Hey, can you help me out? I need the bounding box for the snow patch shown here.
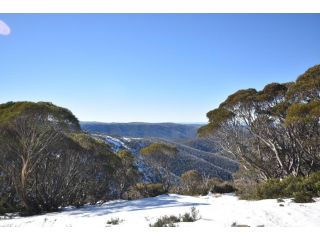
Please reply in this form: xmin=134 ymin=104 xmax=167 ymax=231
xmin=1 ymin=194 xmax=319 ymax=227
xmin=104 ymin=136 xmax=129 ymax=152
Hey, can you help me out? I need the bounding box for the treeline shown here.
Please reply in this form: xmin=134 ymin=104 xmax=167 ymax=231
xmin=199 ymin=65 xmax=320 ymax=189
xmin=0 ymin=102 xmax=140 ymax=215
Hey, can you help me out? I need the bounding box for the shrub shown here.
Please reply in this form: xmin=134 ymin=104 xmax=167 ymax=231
xmin=237 ymin=171 xmax=320 ymax=202
xmin=303 ymin=172 xmax=320 ymax=196
xmin=149 ymin=207 xmax=200 ymax=227
xmin=106 ymin=217 xmax=124 ymax=225
xmin=122 ymin=187 xmax=143 ymax=200
xmin=0 ymin=195 xmax=22 ymax=215
xmin=122 ymin=183 xmax=167 ymax=200
xmin=149 ymin=215 xmax=180 ymax=227
xmin=293 ymin=191 xmax=315 ymax=203
xmin=181 ymin=206 xmax=200 ymax=222
xmin=211 ymin=183 xmax=236 ymax=194
xmin=143 ymin=183 xmax=167 ymax=197
xmin=177 ymin=171 xmax=236 ymax=196
xmin=256 ymin=179 xmax=284 ymax=199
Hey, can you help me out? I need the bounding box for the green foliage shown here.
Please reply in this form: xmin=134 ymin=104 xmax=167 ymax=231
xmin=207 ymin=108 xmax=235 ymax=126
xmin=140 ymin=143 xmax=179 ymax=190
xmin=256 ymin=83 xmax=288 ymax=102
xmin=117 ymin=149 xmax=134 ymax=160
xmin=0 ymin=101 xmax=80 ymax=130
xmin=219 ymin=88 xmax=257 ymax=108
xmin=114 ymin=150 xmax=141 ymax=198
xmin=200 ymin=64 xmax=320 ymax=179
xmin=140 ymin=143 xmax=178 ymax=157
xmin=237 ymin=172 xmax=320 ymax=202
xmin=286 ymin=64 xmax=320 ymax=100
xmin=286 ymin=100 xmax=320 ymax=125
xmin=179 ymin=170 xmax=205 ymax=195
xmin=198 ymin=108 xmax=234 ymax=137
xmin=68 ymin=133 xmax=125 ymax=202
xmin=181 ymin=170 xmax=202 ymax=183
xmin=0 ymin=101 xmax=131 ymax=215
xmin=293 ymin=191 xmax=315 ymax=203
xmin=256 ymin=178 xmax=285 ymax=199
xmin=70 ymin=133 xmax=113 ymax=154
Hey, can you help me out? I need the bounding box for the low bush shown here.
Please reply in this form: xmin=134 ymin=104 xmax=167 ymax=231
xmin=106 ymin=217 xmax=124 ymax=225
xmin=149 ymin=215 xmax=180 ymax=227
xmin=122 ymin=183 xmax=167 ymax=200
xmin=236 ymin=171 xmax=320 ymax=202
xmin=256 ymin=179 xmax=285 ymax=199
xmin=175 ymin=170 xmax=236 ymax=196
xmin=293 ymin=191 xmax=315 ymax=203
xmin=149 ymin=207 xmax=200 ymax=227
xmin=181 ymin=206 xmax=200 ymax=222
xmin=211 ymin=183 xmax=236 ymax=194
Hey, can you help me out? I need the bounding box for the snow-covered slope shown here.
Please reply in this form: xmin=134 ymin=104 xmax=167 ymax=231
xmin=1 ymin=194 xmax=319 ymax=227
xmin=93 ymin=134 xmax=238 ymax=181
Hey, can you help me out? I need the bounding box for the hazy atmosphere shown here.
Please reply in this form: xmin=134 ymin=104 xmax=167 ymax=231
xmin=1 ymin=14 xmax=320 ymax=122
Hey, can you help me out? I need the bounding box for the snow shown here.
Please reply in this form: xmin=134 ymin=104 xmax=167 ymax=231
xmin=1 ymin=194 xmax=319 ymax=227
xmin=122 ymin=137 xmax=143 ymax=142
xmin=104 ymin=136 xmax=129 ymax=151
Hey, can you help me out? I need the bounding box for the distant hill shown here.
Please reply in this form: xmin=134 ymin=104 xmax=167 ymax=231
xmin=82 ymin=122 xmax=237 ymax=180
xmin=81 ymin=122 xmax=203 ymax=141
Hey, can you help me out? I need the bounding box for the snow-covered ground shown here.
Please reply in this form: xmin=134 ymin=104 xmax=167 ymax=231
xmin=1 ymin=194 xmax=319 ymax=227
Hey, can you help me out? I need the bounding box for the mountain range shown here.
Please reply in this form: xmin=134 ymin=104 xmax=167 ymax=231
xmin=81 ymin=122 xmax=203 ymax=141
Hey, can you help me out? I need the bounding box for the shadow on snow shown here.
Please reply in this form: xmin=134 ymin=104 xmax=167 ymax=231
xmin=65 ymin=194 xmax=209 ymax=217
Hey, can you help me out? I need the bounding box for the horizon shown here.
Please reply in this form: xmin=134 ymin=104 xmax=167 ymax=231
xmin=80 ymin=121 xmax=205 ymax=125
xmin=1 ymin=14 xmax=320 ymax=122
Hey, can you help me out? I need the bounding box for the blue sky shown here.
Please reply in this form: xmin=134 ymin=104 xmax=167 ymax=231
xmin=0 ymin=14 xmax=319 ymax=123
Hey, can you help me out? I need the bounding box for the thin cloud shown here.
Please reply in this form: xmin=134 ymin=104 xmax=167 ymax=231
xmin=0 ymin=20 xmax=11 ymax=36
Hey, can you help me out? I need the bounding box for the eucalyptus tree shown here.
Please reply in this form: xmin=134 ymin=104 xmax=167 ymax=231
xmin=199 ymin=65 xmax=320 ymax=180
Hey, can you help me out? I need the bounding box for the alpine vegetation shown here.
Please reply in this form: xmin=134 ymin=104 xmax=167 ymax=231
xmin=0 ymin=102 xmax=141 ymax=215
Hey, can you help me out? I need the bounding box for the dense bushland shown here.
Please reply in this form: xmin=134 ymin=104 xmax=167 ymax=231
xmin=140 ymin=143 xmax=179 ymax=190
xmin=0 ymin=102 xmax=141 ymax=215
xmin=198 ymin=65 xmax=320 ymax=202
